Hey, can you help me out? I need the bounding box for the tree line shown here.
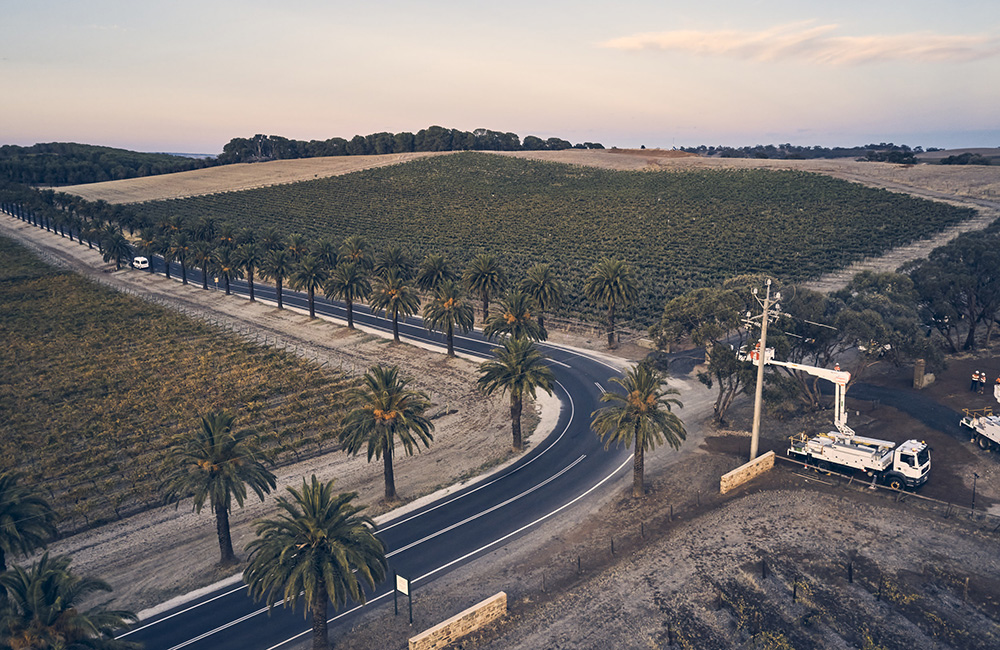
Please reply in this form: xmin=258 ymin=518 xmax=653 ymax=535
xmin=679 ymin=142 xmax=925 ymax=162
xmin=0 ymin=142 xmax=211 ymax=186
xmin=217 ymin=126 xmax=605 ymax=164
xmin=652 ymin=218 xmax=1000 ymax=425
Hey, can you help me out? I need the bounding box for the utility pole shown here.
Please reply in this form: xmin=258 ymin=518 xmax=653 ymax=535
xmin=747 ymin=279 xmax=777 ymax=461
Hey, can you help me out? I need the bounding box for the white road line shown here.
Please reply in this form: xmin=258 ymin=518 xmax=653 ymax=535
xmin=265 ymin=454 xmax=635 ymax=650
xmin=388 ymin=455 xmax=586 ymax=557
xmin=119 ymin=585 xmax=248 ymax=637
xmin=380 ymin=380 xmax=574 ymax=533
xmin=595 ymin=381 xmax=606 ymax=393
xmin=547 ymin=358 xmax=570 ymax=368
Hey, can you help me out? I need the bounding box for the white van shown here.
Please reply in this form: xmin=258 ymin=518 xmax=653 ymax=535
xmin=132 ymin=256 xmax=150 ymax=270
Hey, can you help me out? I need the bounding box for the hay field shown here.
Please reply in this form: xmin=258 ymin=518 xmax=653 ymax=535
xmin=60 ymin=151 xmax=453 ymax=203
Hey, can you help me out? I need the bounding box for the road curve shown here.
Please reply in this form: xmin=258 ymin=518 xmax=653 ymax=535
xmin=97 ymin=256 xmax=638 ymax=649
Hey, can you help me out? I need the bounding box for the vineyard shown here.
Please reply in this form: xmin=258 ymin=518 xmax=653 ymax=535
xmin=128 ymin=153 xmax=976 ymax=326
xmin=0 ymin=237 xmax=355 ymax=532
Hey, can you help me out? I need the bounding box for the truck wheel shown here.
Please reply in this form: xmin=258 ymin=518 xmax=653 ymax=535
xmin=886 ymin=476 xmax=905 ymax=490
xmin=978 ymin=435 xmax=993 ymax=451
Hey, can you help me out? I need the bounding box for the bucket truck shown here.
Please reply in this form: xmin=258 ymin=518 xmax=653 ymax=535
xmin=739 ymin=346 xmax=931 ymax=489
xmin=960 ymin=408 xmax=1000 ymax=451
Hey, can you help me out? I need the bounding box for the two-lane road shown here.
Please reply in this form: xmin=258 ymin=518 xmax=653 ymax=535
xmin=114 ymin=256 xmax=636 ymax=649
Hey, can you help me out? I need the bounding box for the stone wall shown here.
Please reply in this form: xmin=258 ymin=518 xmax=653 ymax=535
xmin=409 ymin=592 xmax=507 ymax=650
xmin=719 ymin=451 xmax=775 ymax=494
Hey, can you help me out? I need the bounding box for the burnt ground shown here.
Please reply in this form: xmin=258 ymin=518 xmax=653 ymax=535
xmin=330 ymin=353 xmax=1000 ymax=650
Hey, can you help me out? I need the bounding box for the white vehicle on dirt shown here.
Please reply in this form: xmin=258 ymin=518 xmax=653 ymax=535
xmin=960 ymin=408 xmax=1000 ymax=451
xmin=740 ymin=345 xmax=931 ymax=489
xmin=132 ymin=256 xmax=149 ymax=270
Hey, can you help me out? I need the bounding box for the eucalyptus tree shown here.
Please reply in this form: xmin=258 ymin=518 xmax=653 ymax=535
xmin=520 ymin=263 xmax=563 ymax=330
xmin=261 ymin=248 xmax=294 ymax=309
xmin=584 ymin=257 xmax=638 ymax=349
xmin=591 ymin=363 xmax=686 ymax=498
xmin=477 ymin=337 xmax=554 ymax=452
xmin=483 ymin=291 xmax=547 ymax=342
xmin=0 ymin=472 xmax=58 ymax=572
xmin=0 ymin=553 xmax=139 ymax=649
xmin=161 ymin=411 xmax=276 ymax=564
xmin=416 ymin=252 xmax=458 ymax=292
xmin=244 ymin=476 xmax=386 ymax=650
xmin=463 ymin=253 xmax=506 ymax=324
xmin=325 ymin=262 xmax=371 ymax=329
xmin=340 ymin=365 xmax=434 ymax=500
xmin=234 ymin=241 xmax=263 ymax=301
xmin=422 ymin=280 xmax=474 ymax=356
xmin=369 ymin=270 xmax=420 ymax=342
xmin=290 ymin=255 xmax=329 ymax=318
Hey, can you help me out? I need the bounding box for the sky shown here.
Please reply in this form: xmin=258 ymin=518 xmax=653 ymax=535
xmin=2 ymin=0 xmax=999 ymax=154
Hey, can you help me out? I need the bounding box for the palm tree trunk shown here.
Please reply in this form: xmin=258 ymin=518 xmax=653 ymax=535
xmin=393 ymin=310 xmax=400 ymax=342
xmin=538 ymin=313 xmax=545 ymax=331
xmin=248 ymin=270 xmax=255 ymax=301
xmin=482 ymin=296 xmax=489 ymax=323
xmin=181 ymin=262 xmax=188 ymax=285
xmin=446 ymin=322 xmax=455 ymax=356
xmin=276 ymin=278 xmax=283 ymax=309
xmin=214 ymin=503 xmax=236 ymax=564
xmin=224 ymin=276 xmax=231 ymax=295
xmin=309 ymin=287 xmax=315 ymax=318
xmin=347 ymin=299 xmax=354 ymax=329
xmin=202 ymin=267 xmax=209 ymax=290
xmin=632 ymin=429 xmax=644 ymax=498
xmin=511 ymin=392 xmax=523 ymax=452
xmin=607 ymin=303 xmax=616 ymax=349
xmin=311 ymin=582 xmax=329 ymax=650
xmin=383 ymin=443 xmax=396 ymax=500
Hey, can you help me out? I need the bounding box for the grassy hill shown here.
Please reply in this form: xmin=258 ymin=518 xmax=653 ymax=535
xmin=129 ymin=152 xmax=975 ymax=326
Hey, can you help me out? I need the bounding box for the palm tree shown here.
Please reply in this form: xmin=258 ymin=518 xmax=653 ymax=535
xmin=375 ymin=246 xmax=415 ymax=281
xmin=286 ymin=232 xmax=309 ymax=261
xmin=136 ymin=227 xmax=158 ymax=273
xmin=312 ymin=237 xmax=339 ymax=269
xmin=422 ymin=280 xmax=474 ymax=356
xmin=463 ymin=254 xmax=506 ymax=324
xmin=217 ymin=222 xmax=237 ymax=249
xmin=234 ymin=241 xmax=263 ymax=302
xmin=339 ymin=235 xmax=374 ymax=271
xmin=416 ymin=252 xmax=458 ymax=292
xmin=584 ymin=257 xmax=638 ymax=349
xmin=369 ymin=271 xmax=420 ymax=343
xmin=340 ymin=365 xmax=434 ymax=501
xmin=0 ymin=553 xmax=139 ymax=649
xmin=170 ymin=231 xmax=192 ymax=284
xmin=259 ymin=226 xmax=284 ymax=252
xmin=0 ymin=472 xmax=58 ymax=572
xmin=157 ymin=233 xmax=174 ymax=279
xmin=325 ymin=262 xmax=371 ymax=329
xmin=520 ymin=263 xmax=563 ymax=330
xmin=214 ymin=246 xmax=242 ymax=296
xmin=477 ymin=338 xmax=554 ymax=452
xmin=192 ymin=240 xmax=216 ymax=290
xmin=591 ymin=364 xmax=686 ymax=498
xmin=243 ymin=476 xmax=386 ymax=650
xmin=483 ymin=290 xmax=547 ymax=341
xmin=161 ymin=411 xmax=276 ymax=564
xmin=260 ymin=248 xmax=294 ymax=309
xmin=102 ymin=230 xmax=132 ymax=271
xmin=289 ymin=255 xmax=329 ymax=318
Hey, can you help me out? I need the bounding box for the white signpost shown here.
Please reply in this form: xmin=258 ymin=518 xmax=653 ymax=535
xmin=394 ymin=573 xmax=412 ymax=624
